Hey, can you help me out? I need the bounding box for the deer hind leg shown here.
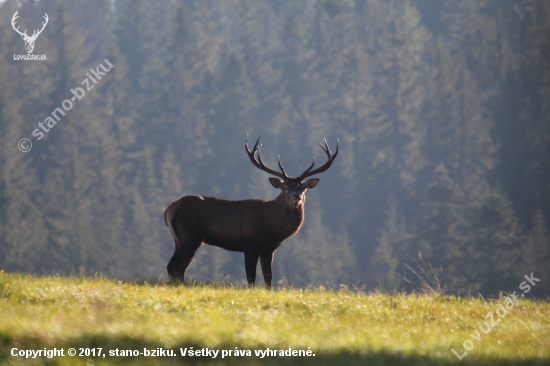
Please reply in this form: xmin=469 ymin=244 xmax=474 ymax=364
xmin=167 ymin=244 xmax=180 ymax=279
xmin=167 ymin=217 xmax=201 ymax=282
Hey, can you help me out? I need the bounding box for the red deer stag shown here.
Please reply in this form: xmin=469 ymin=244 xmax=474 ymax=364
xmin=164 ymin=135 xmax=338 ymax=288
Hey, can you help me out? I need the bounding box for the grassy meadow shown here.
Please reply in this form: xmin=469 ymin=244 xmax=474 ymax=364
xmin=0 ymin=272 xmax=548 ymax=365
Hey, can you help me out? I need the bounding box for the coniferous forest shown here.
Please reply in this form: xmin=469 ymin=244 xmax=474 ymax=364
xmin=0 ymin=0 xmax=548 ymax=297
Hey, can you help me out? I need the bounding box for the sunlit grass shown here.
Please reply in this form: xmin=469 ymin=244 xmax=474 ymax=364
xmin=0 ymin=272 xmax=548 ymax=365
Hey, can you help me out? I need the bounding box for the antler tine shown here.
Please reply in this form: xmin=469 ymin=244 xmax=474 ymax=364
xmin=298 ymin=137 xmax=339 ymax=181
xmin=245 ymin=134 xmax=287 ymax=179
xmin=257 ymin=144 xmax=290 ymax=179
xmin=256 ymin=147 xmax=268 ymax=167
xmin=11 ymin=11 xmax=27 ymax=36
xmin=277 ymin=156 xmax=290 ymax=179
xmin=317 ymin=138 xmax=333 ymax=155
xmin=299 ymin=158 xmax=316 ymax=177
xmin=246 ymin=133 xmax=259 ymax=153
xmin=11 ymin=11 xmax=17 ymax=25
xmin=34 ymin=13 xmax=49 ymax=38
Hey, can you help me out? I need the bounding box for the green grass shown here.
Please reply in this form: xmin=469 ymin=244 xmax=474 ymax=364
xmin=0 ymin=272 xmax=549 ymax=365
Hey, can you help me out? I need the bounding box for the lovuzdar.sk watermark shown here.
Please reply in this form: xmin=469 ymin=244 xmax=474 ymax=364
xmin=450 ymin=272 xmax=540 ymax=360
xmin=12 ymin=11 xmax=48 ymax=61
xmin=14 ymin=54 xmax=47 ymax=61
xmin=17 ymin=59 xmax=113 ymax=152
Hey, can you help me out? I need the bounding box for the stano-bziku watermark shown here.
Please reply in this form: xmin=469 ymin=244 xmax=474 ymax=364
xmin=18 ymin=59 xmax=113 ymax=152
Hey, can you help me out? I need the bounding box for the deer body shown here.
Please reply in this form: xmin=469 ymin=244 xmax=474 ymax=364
xmin=165 ymin=194 xmax=303 ymax=253
xmin=165 ymin=136 xmax=337 ymax=288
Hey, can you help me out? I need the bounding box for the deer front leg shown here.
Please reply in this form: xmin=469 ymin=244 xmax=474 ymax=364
xmin=260 ymin=253 xmax=274 ymax=290
xmin=244 ymin=251 xmax=259 ymax=287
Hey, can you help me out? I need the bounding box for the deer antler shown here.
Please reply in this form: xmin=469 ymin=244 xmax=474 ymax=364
xmin=32 ymin=13 xmax=49 ymax=39
xmin=297 ymin=138 xmax=339 ymax=181
xmin=11 ymin=11 xmax=27 ymax=37
xmin=11 ymin=11 xmax=48 ymax=40
xmin=245 ymin=134 xmax=289 ymax=180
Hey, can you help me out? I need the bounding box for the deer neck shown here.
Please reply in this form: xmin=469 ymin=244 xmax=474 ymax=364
xmin=268 ymin=193 xmax=305 ymax=239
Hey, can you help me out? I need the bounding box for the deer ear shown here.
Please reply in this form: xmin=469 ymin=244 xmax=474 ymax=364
xmin=303 ymin=178 xmax=319 ymax=189
xmin=269 ymin=178 xmax=283 ymax=188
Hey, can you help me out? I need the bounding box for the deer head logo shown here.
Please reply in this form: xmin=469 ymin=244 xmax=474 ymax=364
xmin=11 ymin=11 xmax=49 ymax=54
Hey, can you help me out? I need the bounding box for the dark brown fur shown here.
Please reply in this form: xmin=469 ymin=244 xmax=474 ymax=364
xmin=165 ymin=192 xmax=305 ymax=287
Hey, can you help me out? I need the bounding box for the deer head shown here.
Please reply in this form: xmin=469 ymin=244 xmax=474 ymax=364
xmin=12 ymin=11 xmax=49 ymax=54
xmin=245 ymin=135 xmax=339 ymax=209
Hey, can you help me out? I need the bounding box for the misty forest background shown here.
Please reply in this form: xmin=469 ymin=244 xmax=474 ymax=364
xmin=0 ymin=0 xmax=549 ymax=297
